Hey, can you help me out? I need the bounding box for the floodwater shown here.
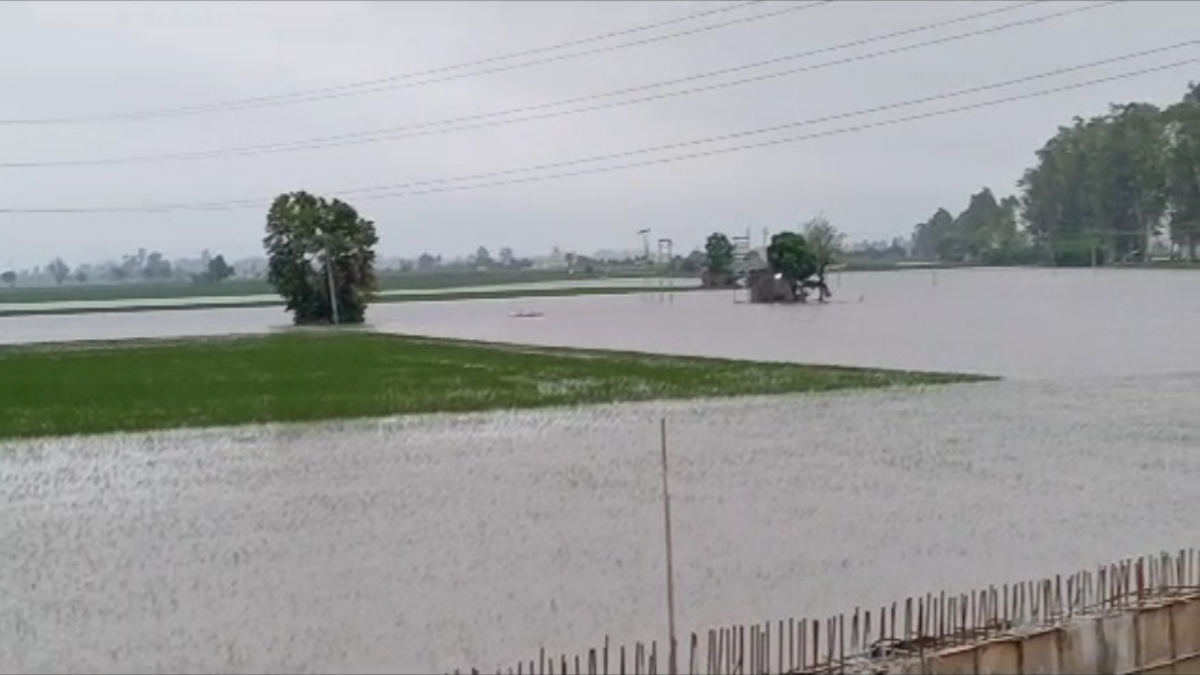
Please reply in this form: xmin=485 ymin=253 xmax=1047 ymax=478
xmin=2 ymin=267 xmax=1200 ymax=672
xmin=3 ymin=268 xmax=1198 ymax=379
xmin=0 ymin=277 xmax=698 ymax=314
xmin=4 ymin=379 xmax=1199 ymax=673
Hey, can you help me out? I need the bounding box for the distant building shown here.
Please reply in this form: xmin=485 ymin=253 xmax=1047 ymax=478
xmin=530 ymin=247 xmax=572 ymax=271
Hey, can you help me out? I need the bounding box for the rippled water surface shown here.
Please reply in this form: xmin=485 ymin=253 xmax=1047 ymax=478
xmin=2 ymin=268 xmax=1200 ymax=672
xmin=3 ymin=268 xmax=1198 ymax=378
xmin=4 ymin=376 xmax=1200 ymax=672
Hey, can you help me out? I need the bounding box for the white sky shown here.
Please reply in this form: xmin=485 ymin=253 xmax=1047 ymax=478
xmin=0 ymin=0 xmax=1198 ymax=268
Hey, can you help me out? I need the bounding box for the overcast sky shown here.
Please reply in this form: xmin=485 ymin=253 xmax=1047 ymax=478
xmin=0 ymin=0 xmax=1197 ymax=268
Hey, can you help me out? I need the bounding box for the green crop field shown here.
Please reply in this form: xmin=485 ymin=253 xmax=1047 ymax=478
xmin=0 ymin=332 xmax=986 ymax=439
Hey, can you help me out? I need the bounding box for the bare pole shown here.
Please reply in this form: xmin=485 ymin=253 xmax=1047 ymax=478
xmin=324 ymin=235 xmax=340 ymax=325
xmin=660 ymin=418 xmax=679 ymax=675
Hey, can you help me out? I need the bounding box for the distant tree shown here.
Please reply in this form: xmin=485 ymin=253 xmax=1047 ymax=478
xmin=801 ymin=216 xmax=844 ymax=301
xmin=704 ymin=232 xmax=735 ymax=276
xmin=911 ymin=208 xmax=956 ymax=261
xmin=498 ymin=247 xmax=515 ymax=268
xmin=416 ymin=253 xmax=438 ymax=271
xmin=680 ymin=249 xmax=706 ymax=273
xmin=263 ymin=191 xmax=379 ymax=325
xmin=73 ymin=269 xmax=88 ymax=284
xmin=143 ymin=251 xmax=173 ymax=280
xmin=108 ymin=264 xmax=130 ymax=282
xmin=0 ymin=270 xmax=14 ymax=287
xmin=206 ymin=254 xmax=234 ymax=283
xmin=474 ymin=246 xmax=493 ymax=267
xmin=766 ymin=231 xmax=816 ymax=297
xmin=47 ymin=257 xmax=71 ymax=285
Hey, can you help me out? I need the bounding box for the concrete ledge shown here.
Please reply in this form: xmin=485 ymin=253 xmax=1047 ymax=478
xmin=883 ymin=596 xmax=1200 ymax=675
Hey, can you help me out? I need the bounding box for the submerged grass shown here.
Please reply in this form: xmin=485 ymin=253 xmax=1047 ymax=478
xmin=0 ymin=332 xmax=988 ymax=439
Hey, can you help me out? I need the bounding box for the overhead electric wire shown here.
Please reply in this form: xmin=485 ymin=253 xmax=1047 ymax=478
xmin=2 ymin=51 xmax=1191 ymax=215
xmin=0 ymin=0 xmax=833 ymax=125
xmin=0 ymin=0 xmax=1123 ymax=169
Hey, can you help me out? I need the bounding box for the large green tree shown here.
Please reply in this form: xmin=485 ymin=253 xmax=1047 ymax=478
xmin=766 ymin=231 xmax=816 ymax=296
xmin=704 ymin=232 xmax=735 ymax=276
xmin=264 ymin=191 xmax=379 ymax=325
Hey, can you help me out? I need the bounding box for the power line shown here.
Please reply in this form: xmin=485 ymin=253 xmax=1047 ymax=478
xmin=4 ymin=0 xmax=1123 ymax=169
xmin=3 ymin=54 xmax=1190 ymax=215
xmin=0 ymin=0 xmax=832 ymax=125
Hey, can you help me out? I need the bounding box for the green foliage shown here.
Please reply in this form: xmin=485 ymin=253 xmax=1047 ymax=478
xmin=911 ymin=80 xmax=1200 ymax=265
xmin=704 ymin=232 xmax=735 ymax=276
xmin=1165 ymin=99 xmax=1200 ymax=258
xmin=766 ymin=231 xmax=816 ymax=287
xmin=263 ymin=191 xmax=379 ymax=325
xmin=913 ymin=190 xmax=1024 ymax=264
xmin=0 ymin=333 xmax=980 ymax=439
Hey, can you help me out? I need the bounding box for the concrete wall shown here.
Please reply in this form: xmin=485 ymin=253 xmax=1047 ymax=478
xmin=895 ymin=594 xmax=1200 ymax=675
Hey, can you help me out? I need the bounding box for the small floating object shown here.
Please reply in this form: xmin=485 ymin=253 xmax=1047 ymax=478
xmin=509 ymin=309 xmax=544 ymax=319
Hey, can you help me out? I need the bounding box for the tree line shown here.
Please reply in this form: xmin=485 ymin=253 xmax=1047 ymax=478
xmin=913 ymin=80 xmax=1200 ymax=266
xmin=0 ymin=249 xmax=236 ymax=288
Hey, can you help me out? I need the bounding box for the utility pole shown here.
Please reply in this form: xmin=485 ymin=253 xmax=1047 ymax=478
xmin=659 ymin=419 xmax=679 ymax=675
xmin=323 ymin=234 xmax=340 ymax=325
xmin=637 ymin=228 xmax=652 ymax=266
xmin=326 ymin=255 xmax=339 ymax=325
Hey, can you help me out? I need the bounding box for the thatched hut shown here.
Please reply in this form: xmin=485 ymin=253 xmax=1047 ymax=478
xmin=747 ymin=269 xmax=799 ymax=304
xmin=700 ymin=269 xmax=735 ymax=288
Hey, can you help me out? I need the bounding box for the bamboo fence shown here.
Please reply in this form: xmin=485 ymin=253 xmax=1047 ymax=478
xmin=455 ymin=548 xmax=1200 ymax=675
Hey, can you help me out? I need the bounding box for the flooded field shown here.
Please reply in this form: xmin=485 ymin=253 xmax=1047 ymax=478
xmin=3 ymin=376 xmax=1199 ymax=672
xmin=3 ymin=268 xmax=1197 ymax=379
xmin=2 ymin=267 xmax=1199 ymax=672
xmin=0 ymin=277 xmax=697 ymax=314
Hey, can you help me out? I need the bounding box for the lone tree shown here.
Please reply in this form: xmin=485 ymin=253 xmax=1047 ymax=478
xmin=704 ymin=232 xmax=735 ymax=275
xmin=47 ymin=257 xmax=71 ymax=285
xmin=766 ymin=231 xmax=816 ymax=298
xmin=0 ymin=270 xmax=15 ymax=287
xmin=264 ymin=191 xmax=379 ymax=325
xmin=195 ymin=254 xmax=234 ymax=284
xmin=800 ymin=215 xmax=844 ymax=302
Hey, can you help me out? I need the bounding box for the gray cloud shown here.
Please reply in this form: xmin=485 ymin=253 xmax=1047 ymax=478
xmin=1 ymin=0 xmax=1197 ymax=268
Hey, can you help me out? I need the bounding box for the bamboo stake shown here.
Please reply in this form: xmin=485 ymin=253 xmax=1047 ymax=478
xmin=659 ymin=419 xmax=679 ymax=675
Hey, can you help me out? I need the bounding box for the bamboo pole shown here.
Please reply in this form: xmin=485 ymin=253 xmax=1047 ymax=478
xmin=659 ymin=419 xmax=679 ymax=675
